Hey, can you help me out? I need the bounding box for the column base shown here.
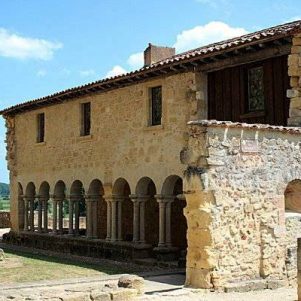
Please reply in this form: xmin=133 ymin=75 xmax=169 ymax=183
xmin=153 ymin=246 xmax=179 ymax=261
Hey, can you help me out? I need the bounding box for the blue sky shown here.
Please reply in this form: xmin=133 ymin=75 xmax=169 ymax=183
xmin=0 ymin=0 xmax=300 ymax=183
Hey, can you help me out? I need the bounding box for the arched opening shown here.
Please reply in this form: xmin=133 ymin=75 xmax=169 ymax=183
xmin=161 ymin=175 xmax=187 ymax=251
xmin=38 ymin=182 xmax=50 ymax=233
xmin=70 ymin=180 xmax=86 ymax=236
xmin=88 ymin=179 xmax=106 ymax=239
xmin=113 ymin=178 xmax=132 ymax=241
xmin=285 ymin=180 xmax=301 ymax=213
xmin=25 ymin=182 xmax=36 ymax=231
xmin=135 ymin=177 xmax=158 ymax=246
xmin=54 ymin=181 xmax=66 ymax=234
xmin=18 ymin=183 xmax=24 ymax=231
xmin=284 ymin=179 xmax=301 ymax=286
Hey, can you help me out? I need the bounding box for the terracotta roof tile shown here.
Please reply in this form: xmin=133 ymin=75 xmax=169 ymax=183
xmin=1 ymin=20 xmax=301 ymax=116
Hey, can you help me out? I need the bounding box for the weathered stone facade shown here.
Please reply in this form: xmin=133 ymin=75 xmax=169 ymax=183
xmin=288 ymin=33 xmax=301 ymax=126
xmin=2 ymin=22 xmax=301 ymax=291
xmin=182 ymin=121 xmax=301 ymax=289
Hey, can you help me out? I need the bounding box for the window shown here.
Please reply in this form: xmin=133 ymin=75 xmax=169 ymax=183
xmin=149 ymin=86 xmax=162 ymax=126
xmin=247 ymin=66 xmax=265 ymax=112
xmin=37 ymin=113 xmax=45 ymax=143
xmin=81 ymin=102 xmax=91 ymax=136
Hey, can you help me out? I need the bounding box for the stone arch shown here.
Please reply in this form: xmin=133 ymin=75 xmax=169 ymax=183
xmin=53 ymin=181 xmax=66 ymax=234
xmin=39 ymin=181 xmax=50 ymax=198
xmin=285 ymin=179 xmax=301 ymax=213
xmin=162 ymin=175 xmax=187 ymax=250
xmin=25 ymin=182 xmax=36 ymax=198
xmin=25 ymin=182 xmax=36 ymax=231
xmin=18 ymin=183 xmax=24 ymax=230
xmin=135 ymin=177 xmax=158 ymax=246
xmin=87 ymin=179 xmax=106 ymax=239
xmin=37 ymin=181 xmax=50 ymax=232
xmin=113 ymin=178 xmax=133 ymax=241
xmin=70 ymin=180 xmax=86 ymax=235
xmin=54 ymin=180 xmax=66 ymax=198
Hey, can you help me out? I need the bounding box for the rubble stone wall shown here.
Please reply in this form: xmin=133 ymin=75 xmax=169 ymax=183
xmin=287 ymin=33 xmax=301 ymax=126
xmin=182 ymin=121 xmax=301 ymax=290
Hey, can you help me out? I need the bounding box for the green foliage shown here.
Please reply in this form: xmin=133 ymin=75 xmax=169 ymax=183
xmin=0 ymin=183 xmax=9 ymax=198
xmin=0 ymin=199 xmax=10 ymax=211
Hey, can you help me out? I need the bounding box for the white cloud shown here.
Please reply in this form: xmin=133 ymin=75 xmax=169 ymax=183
xmin=173 ymin=21 xmax=248 ymax=53
xmin=0 ymin=28 xmax=62 ymax=60
xmin=79 ymin=69 xmax=96 ymax=77
xmin=105 ymin=65 xmax=127 ymax=78
xmin=127 ymin=52 xmax=144 ymax=70
xmin=37 ymin=69 xmax=47 ymax=77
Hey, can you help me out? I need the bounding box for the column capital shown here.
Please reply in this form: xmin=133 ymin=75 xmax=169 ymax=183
xmin=50 ymin=194 xmax=65 ymax=201
xmin=67 ymin=194 xmax=82 ymax=201
xmin=176 ymin=194 xmax=186 ymax=201
xmin=130 ymin=194 xmax=150 ymax=201
xmin=85 ymin=194 xmax=101 ymax=201
xmin=36 ymin=195 xmax=49 ymax=202
xmin=155 ymin=194 xmax=175 ymax=203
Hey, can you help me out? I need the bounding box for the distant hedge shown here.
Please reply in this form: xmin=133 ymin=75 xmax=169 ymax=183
xmin=0 ymin=183 xmax=9 ymax=198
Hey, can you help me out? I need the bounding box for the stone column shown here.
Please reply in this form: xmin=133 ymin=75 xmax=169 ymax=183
xmin=111 ymin=198 xmax=117 ymax=242
xmin=117 ymin=198 xmax=123 ymax=241
xmin=68 ymin=197 xmax=74 ymax=235
xmin=86 ymin=196 xmax=93 ymax=238
xmin=138 ymin=196 xmax=149 ymax=244
xmin=92 ymin=199 xmax=98 ymax=238
xmin=130 ymin=195 xmax=139 ymax=243
xmin=43 ymin=199 xmax=48 ymax=232
xmin=58 ymin=200 xmax=64 ymax=234
xmin=85 ymin=194 xmax=99 ymax=239
xmin=23 ymin=197 xmax=29 ymax=231
xmin=52 ymin=197 xmax=58 ymax=234
xmin=74 ymin=199 xmax=80 ymax=236
xmin=106 ymin=198 xmax=112 ymax=241
xmin=37 ymin=197 xmax=42 ymax=233
xmin=165 ymin=196 xmax=174 ymax=247
xmin=156 ymin=195 xmax=166 ymax=247
xmin=30 ymin=199 xmax=35 ymax=231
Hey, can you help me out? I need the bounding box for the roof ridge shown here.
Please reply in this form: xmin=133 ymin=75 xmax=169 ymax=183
xmin=1 ymin=19 xmax=301 ymax=116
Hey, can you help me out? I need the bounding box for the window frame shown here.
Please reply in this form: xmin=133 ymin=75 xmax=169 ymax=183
xmin=36 ymin=113 xmax=45 ymax=143
xmin=149 ymin=85 xmax=162 ymax=126
xmin=80 ymin=102 xmax=91 ymax=136
xmin=245 ymin=64 xmax=265 ymax=113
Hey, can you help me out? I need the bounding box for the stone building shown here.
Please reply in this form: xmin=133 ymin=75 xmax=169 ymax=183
xmin=2 ymin=20 xmax=301 ymax=291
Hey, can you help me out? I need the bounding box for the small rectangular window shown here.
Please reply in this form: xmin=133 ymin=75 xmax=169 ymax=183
xmin=150 ymin=86 xmax=162 ymax=126
xmin=37 ymin=113 xmax=45 ymax=143
xmin=247 ymin=66 xmax=265 ymax=112
xmin=81 ymin=102 xmax=91 ymax=136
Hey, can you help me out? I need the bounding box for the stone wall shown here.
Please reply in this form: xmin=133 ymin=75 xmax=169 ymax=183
xmin=0 ymin=211 xmax=11 ymax=228
xmin=285 ymin=213 xmax=301 ymax=286
xmin=182 ymin=120 xmax=301 ymax=290
xmin=6 ymin=71 xmax=207 ymax=231
xmin=287 ymin=33 xmax=301 ymax=126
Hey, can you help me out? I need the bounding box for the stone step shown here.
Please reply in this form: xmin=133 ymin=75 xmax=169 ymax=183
xmin=134 ymin=257 xmax=180 ymax=269
xmin=224 ymin=279 xmax=286 ymax=293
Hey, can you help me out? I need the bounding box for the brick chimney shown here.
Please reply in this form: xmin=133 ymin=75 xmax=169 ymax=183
xmin=144 ymin=43 xmax=175 ymax=66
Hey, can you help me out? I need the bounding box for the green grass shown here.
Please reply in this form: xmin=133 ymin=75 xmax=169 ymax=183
xmin=0 ymin=198 xmax=10 ymax=211
xmin=0 ymin=248 xmax=125 ymax=284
